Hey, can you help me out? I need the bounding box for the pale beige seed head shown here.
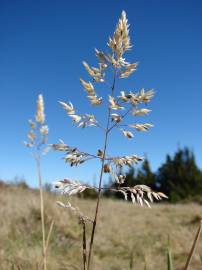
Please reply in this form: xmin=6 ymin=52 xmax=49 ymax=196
xmin=108 ymin=10 xmax=131 ymax=58
xmin=119 ymin=10 xmax=131 ymax=51
xmin=35 ymin=94 xmax=45 ymax=124
xmin=40 ymin=125 xmax=49 ymax=135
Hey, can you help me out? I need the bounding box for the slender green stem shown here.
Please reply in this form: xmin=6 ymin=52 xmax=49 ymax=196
xmin=87 ymin=69 xmax=117 ymax=270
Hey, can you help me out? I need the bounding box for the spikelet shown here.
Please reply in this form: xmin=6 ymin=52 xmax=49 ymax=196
xmin=28 ymin=119 xmax=36 ymax=129
xmin=129 ymin=123 xmax=154 ymax=132
xmin=138 ymin=89 xmax=155 ymax=103
xmin=133 ymin=108 xmax=151 ymax=116
xmin=80 ymin=78 xmax=102 ymax=106
xmin=121 ymin=129 xmax=134 ymax=139
xmin=120 ymin=63 xmax=138 ymax=78
xmin=108 ymin=10 xmax=131 ymax=59
xmin=40 ymin=125 xmax=49 ymax=135
xmin=109 ymin=96 xmax=124 ymax=110
xmin=118 ymin=91 xmax=128 ymax=102
xmin=59 ymin=101 xmax=75 ymax=115
xmin=35 ymin=94 xmax=45 ymax=124
xmin=111 ymin=113 xmax=122 ymax=122
xmin=120 ymin=10 xmax=131 ymax=51
xmin=80 ymin=79 xmax=95 ymax=93
xmin=118 ymin=91 xmax=139 ymax=105
xmin=82 ymin=61 xmax=104 ymax=82
xmin=95 ymin=48 xmax=108 ymax=64
xmin=111 ymin=155 xmax=143 ymax=168
xmin=54 ymin=179 xmax=87 ymax=195
xmin=28 ymin=131 xmax=36 ymax=141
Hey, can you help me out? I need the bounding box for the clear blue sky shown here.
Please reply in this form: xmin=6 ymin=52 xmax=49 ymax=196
xmin=0 ymin=0 xmax=202 ymax=187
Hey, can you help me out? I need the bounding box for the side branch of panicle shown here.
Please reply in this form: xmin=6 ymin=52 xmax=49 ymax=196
xmin=113 ymin=185 xmax=168 ymax=207
xmin=80 ymin=79 xmax=102 ymax=106
xmin=56 ymin=199 xmax=93 ymax=223
xmin=59 ymin=101 xmax=99 ymax=128
xmin=50 ymin=140 xmax=99 ymax=166
xmin=54 ymin=179 xmax=168 ymax=208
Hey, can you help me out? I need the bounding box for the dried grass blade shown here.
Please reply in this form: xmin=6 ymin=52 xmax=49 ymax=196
xmin=82 ymin=220 xmax=88 ymax=270
xmin=184 ymin=220 xmax=202 ymax=270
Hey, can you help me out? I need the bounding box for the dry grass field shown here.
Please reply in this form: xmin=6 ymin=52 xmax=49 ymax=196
xmin=0 ymin=184 xmax=202 ymax=270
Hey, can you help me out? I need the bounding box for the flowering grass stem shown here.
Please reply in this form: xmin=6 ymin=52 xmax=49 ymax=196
xmin=87 ymin=70 xmax=117 ymax=270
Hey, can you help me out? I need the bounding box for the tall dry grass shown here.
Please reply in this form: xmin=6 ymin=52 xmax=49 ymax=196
xmin=1 ymin=185 xmax=202 ymax=270
xmin=24 ymin=95 xmax=53 ymax=270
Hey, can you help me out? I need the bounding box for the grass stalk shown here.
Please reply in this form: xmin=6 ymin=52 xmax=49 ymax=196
xmin=129 ymin=250 xmax=134 ymax=270
xmin=167 ymin=245 xmax=173 ymax=270
xmin=39 ymin=220 xmax=54 ymax=270
xmin=184 ymin=219 xmax=202 ymax=270
xmin=81 ymin=220 xmax=87 ymax=270
xmin=87 ymin=70 xmax=117 ymax=270
xmin=45 ymin=220 xmax=54 ymax=253
xmin=35 ymin=154 xmax=46 ymax=270
xmin=166 ymin=235 xmax=173 ymax=270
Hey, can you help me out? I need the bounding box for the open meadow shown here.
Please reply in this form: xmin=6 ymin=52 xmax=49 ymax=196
xmin=0 ymin=184 xmax=202 ymax=270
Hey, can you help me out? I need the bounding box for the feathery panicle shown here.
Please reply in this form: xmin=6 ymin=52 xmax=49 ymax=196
xmin=25 ymin=94 xmax=49 ymax=149
xmin=50 ymin=11 xmax=167 ymax=270
xmin=25 ymin=94 xmax=50 ymax=270
xmin=35 ymin=94 xmax=45 ymax=124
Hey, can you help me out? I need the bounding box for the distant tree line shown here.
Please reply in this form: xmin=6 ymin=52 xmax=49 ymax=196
xmin=104 ymin=147 xmax=202 ymax=203
xmin=3 ymin=147 xmax=201 ymax=203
